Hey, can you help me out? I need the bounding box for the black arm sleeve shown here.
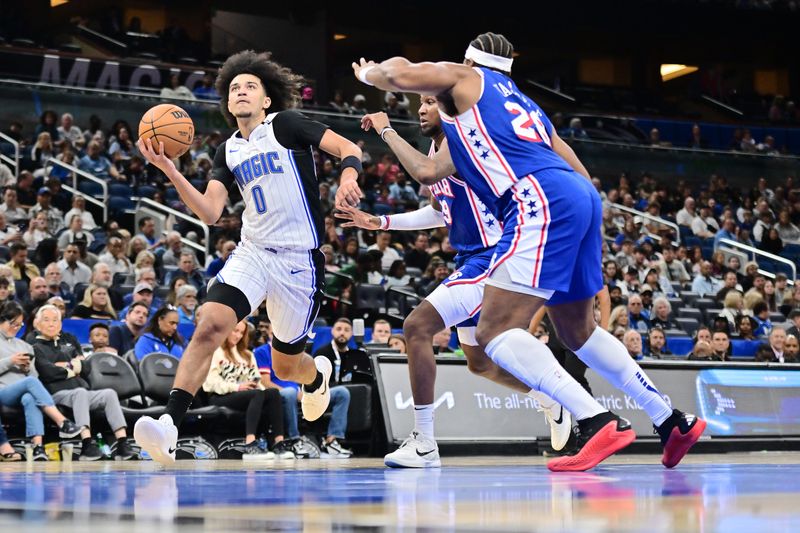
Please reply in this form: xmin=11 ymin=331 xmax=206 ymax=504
xmin=272 ymin=110 xmax=329 ymax=150
xmin=210 ymin=140 xmax=236 ymax=190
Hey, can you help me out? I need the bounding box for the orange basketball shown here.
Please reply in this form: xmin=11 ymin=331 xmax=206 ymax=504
xmin=138 ymin=104 xmax=194 ymax=159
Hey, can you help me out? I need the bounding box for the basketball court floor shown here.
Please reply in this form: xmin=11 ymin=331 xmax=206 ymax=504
xmin=1 ymin=452 xmax=799 ymax=532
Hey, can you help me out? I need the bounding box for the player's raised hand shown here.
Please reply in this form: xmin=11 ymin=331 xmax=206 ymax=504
xmin=335 ymin=177 xmax=363 ymax=209
xmin=137 ymin=137 xmax=177 ymax=176
xmin=361 ymin=112 xmax=391 ymax=134
xmin=352 ymin=57 xmax=378 ymax=85
xmin=335 ymin=205 xmax=381 ymax=230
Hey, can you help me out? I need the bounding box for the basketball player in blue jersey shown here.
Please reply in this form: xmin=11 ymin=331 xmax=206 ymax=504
xmin=350 ymin=32 xmax=705 ymax=471
xmin=337 ymin=98 xmax=572 ymax=467
xmin=133 ymin=50 xmax=364 ymax=465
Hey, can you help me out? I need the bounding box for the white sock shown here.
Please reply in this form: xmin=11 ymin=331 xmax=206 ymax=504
xmin=485 ymin=329 xmax=606 ymax=421
xmin=575 ymin=327 xmax=673 ymax=426
xmin=413 ymin=404 xmax=434 ymax=438
xmin=527 ymin=389 xmax=557 ymax=410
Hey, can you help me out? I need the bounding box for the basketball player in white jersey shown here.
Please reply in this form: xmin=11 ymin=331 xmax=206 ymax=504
xmin=133 ymin=50 xmax=364 ymax=465
xmin=337 ymin=101 xmax=572 ymax=467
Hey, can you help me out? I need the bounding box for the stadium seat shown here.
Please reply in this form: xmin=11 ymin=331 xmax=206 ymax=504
xmin=770 ymin=312 xmax=787 ymax=323
xmin=74 ymin=282 xmax=88 ymax=303
xmin=109 ymin=196 xmax=135 ymax=212
xmin=675 ymin=317 xmax=700 ymax=336
xmin=110 ymin=183 xmax=134 ymax=197
xmin=678 ymin=308 xmax=703 ymax=323
xmin=693 ymin=298 xmax=716 ymax=317
xmin=680 ymin=291 xmax=700 ymax=306
xmin=136 ymin=185 xmax=157 ymax=199
xmin=78 ymin=181 xmax=103 ymax=197
xmin=13 ymin=280 xmax=28 ymax=301
xmin=355 ymin=284 xmax=386 ymax=314
xmin=667 ymin=297 xmax=684 ymax=311
xmin=85 ymin=352 xmax=163 ymax=423
xmin=113 ymin=272 xmax=133 ymax=285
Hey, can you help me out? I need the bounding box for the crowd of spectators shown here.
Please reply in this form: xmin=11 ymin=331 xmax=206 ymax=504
xmin=2 ymin=102 xmax=800 ymax=461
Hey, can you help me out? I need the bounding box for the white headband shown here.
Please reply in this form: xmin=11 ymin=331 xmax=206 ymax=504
xmin=464 ymin=45 xmax=513 ymax=71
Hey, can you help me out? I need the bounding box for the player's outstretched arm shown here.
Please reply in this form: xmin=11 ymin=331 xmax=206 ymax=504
xmin=551 ymin=131 xmax=591 ymax=180
xmin=317 ymin=130 xmax=364 ymax=209
xmin=336 ymin=204 xmax=445 ymax=231
xmin=138 ymin=138 xmax=228 ymax=224
xmin=361 ymin=112 xmax=456 ymax=185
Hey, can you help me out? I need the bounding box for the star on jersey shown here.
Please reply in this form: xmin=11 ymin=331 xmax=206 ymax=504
xmin=486 ymin=219 xmax=495 ymax=227
xmin=480 ymin=150 xmax=490 ymax=160
xmin=473 ymin=140 xmax=483 ymax=149
xmin=482 ymin=207 xmax=491 ymax=216
xmin=521 ymin=188 xmax=531 ymax=197
xmin=468 ymin=129 xmax=477 ymax=138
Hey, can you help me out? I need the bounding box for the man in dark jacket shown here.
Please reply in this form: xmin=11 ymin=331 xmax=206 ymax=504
xmin=32 ymin=304 xmax=135 ymax=461
xmin=109 ymin=302 xmax=150 ymax=355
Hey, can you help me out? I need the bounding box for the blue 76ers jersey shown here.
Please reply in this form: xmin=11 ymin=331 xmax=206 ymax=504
xmin=439 ymin=67 xmax=573 ymax=208
xmin=426 ymin=142 xmax=501 ymax=260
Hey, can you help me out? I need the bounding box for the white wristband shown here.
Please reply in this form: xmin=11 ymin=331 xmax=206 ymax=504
xmin=379 ymin=126 xmax=396 ymax=142
xmin=358 ymin=66 xmax=375 ymax=86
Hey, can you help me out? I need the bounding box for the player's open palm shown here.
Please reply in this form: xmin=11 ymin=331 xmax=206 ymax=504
xmin=335 ymin=205 xmax=380 ymax=230
xmin=137 ymin=137 xmax=177 ymax=175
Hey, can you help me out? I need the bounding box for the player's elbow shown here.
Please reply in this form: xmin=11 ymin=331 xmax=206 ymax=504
xmin=414 ymin=164 xmax=439 ymax=185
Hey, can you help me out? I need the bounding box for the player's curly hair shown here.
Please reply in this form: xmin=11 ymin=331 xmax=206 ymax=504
xmin=469 ymin=32 xmax=514 ymax=74
xmin=215 ymin=50 xmax=304 ymax=127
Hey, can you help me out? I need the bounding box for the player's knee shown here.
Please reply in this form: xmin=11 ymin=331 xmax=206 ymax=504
xmin=192 ymin=318 xmax=230 ymax=348
xmin=466 ymin=356 xmax=494 ymax=378
xmin=403 ymin=309 xmax=438 ymax=340
xmin=475 ymin=323 xmax=500 ymax=349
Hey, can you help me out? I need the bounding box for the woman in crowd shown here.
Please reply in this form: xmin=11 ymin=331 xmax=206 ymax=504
xmin=736 ymin=315 xmax=757 ymax=340
xmin=385 ymin=260 xmax=411 ymax=291
xmin=166 ymin=274 xmax=188 ymax=306
xmin=608 ymin=305 xmax=630 ymax=333
xmin=760 ymin=227 xmax=783 ymax=255
xmin=388 ymin=334 xmax=407 ymax=353
xmin=763 ymin=279 xmax=778 ymax=312
xmin=127 ymin=236 xmax=148 ymax=263
xmin=134 ymin=306 xmax=185 ymax=360
xmin=720 ymin=291 xmax=743 ymax=331
xmin=0 ymin=302 xmax=81 ymax=461
xmin=649 ymin=297 xmax=679 ymax=330
xmin=203 ymin=320 xmax=294 ymax=459
xmin=70 ymin=284 xmax=117 ymax=320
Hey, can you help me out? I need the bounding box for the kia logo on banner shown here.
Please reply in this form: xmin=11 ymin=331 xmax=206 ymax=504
xmin=394 ymin=392 xmax=455 ymax=410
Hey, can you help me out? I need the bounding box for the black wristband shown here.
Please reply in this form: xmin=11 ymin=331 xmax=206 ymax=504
xmin=341 ymin=155 xmax=363 ymax=174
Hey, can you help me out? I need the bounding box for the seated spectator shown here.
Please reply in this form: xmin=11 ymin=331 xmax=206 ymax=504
xmin=657 ymin=245 xmax=691 ymax=284
xmin=627 ymin=294 xmax=650 ymax=333
xmin=62 ymin=195 xmax=96 ymax=232
xmin=0 ymin=188 xmax=29 ymax=222
xmin=23 ymin=211 xmax=52 ymax=248
xmin=755 ymin=327 xmax=788 ymax=363
xmin=31 ymin=305 xmax=134 ymax=460
xmin=608 ymin=305 xmax=630 ymax=332
xmin=713 ymin=218 xmax=738 ymax=249
xmin=135 ymin=216 xmax=160 ymax=249
xmin=776 ymin=210 xmax=800 ymax=244
xmin=385 ymin=260 xmax=412 ymax=290
xmin=308 ymin=318 xmax=362 ymax=456
xmin=165 ymin=252 xmax=205 ymax=294
xmin=14 ymin=171 xmax=37 ymax=209
xmin=623 ymin=330 xmax=644 ymax=360
xmin=719 ymin=291 xmax=743 ymax=332
xmin=368 ymin=231 xmax=402 ymax=272
xmin=120 ymin=269 xmax=162 ymax=310
xmin=688 ymin=340 xmax=714 ymax=360
xmin=0 ymin=213 xmax=22 ymax=246
xmin=0 ymin=302 xmax=82 ymax=461
xmin=676 ymin=197 xmax=698 ymax=228
xmin=388 ymin=334 xmax=407 ymax=353
xmin=0 ymin=278 xmax=10 ymax=307
xmin=175 ymin=285 xmax=198 ymax=324
xmin=759 ymin=227 xmax=783 ymax=255
xmin=649 ymin=297 xmax=678 ymax=330
xmin=88 ymin=322 xmax=116 ymax=354
xmin=711 ymin=330 xmax=731 ymax=361
xmin=690 ymin=206 xmax=719 ymax=239
xmin=57 ymin=215 xmax=94 ymax=249
xmin=691 ymin=261 xmax=722 ymax=297
xmin=58 ymin=242 xmax=91 ymax=290
xmin=784 ymin=334 xmax=800 ymax=363
xmin=423 ymin=261 xmax=451 ymax=296
xmin=30 ymin=132 xmax=55 ymax=175
xmin=70 ymin=284 xmax=116 ymax=320
xmin=165 ymin=275 xmax=188 ymax=307
xmin=160 ymin=73 xmax=196 ymax=100
xmin=693 ymin=326 xmax=712 ymax=346
xmin=338 ymin=250 xmax=385 ymax=288
xmin=203 ymin=320 xmax=293 ymax=459
xmin=109 ymin=301 xmax=149 ymax=355
xmin=98 ymin=235 xmax=133 ymax=278
xmin=192 ymin=73 xmax=220 ymax=100
xmin=370 ymin=319 xmax=392 ymax=344
xmin=108 ymin=127 xmax=136 ymax=166
xmin=646 ymin=327 xmax=672 ymax=357
xmin=716 ymin=271 xmax=743 ymax=304
xmin=57 ymin=113 xmax=84 ymax=150
xmin=786 ymin=309 xmax=800 ymax=339
xmin=134 ymin=305 xmax=185 ymax=360
xmin=78 ymin=141 xmax=122 ymax=181
xmin=751 ymin=301 xmax=773 ymax=337
xmin=43 ymin=262 xmax=75 ymax=310
xmin=0 ymin=416 xmax=22 ymax=461
xmin=159 ymin=231 xmax=184 ymax=267
xmin=206 ymin=240 xmax=236 ymax=278
xmin=29 ymin=187 xmax=64 ymax=235
xmin=432 ymin=326 xmax=457 ymax=353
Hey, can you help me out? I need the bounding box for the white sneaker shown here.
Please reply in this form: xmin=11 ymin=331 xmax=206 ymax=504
xmin=134 ymin=414 xmax=178 ymax=466
xmin=528 ymin=390 xmax=572 ymax=452
xmin=301 ymin=356 xmax=332 ymax=421
xmin=384 ymin=431 xmax=441 ymax=468
xmin=542 ymin=403 xmax=572 ymax=451
xmin=320 ymin=438 xmax=352 ymax=459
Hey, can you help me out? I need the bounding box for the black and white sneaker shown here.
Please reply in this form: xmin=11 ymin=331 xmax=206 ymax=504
xmin=320 ymin=438 xmax=352 ymax=459
xmin=241 ymin=442 xmax=275 ymax=461
xmin=79 ymin=441 xmax=104 ymax=461
xmin=113 ymin=438 xmax=137 ymax=461
xmin=59 ymin=420 xmax=82 ymax=439
xmin=32 ymin=445 xmax=49 ymax=461
xmin=290 ymin=436 xmax=321 ymax=459
xmin=272 ymin=440 xmax=295 ymax=460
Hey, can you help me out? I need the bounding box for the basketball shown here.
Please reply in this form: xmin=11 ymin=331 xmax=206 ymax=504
xmin=138 ymin=103 xmax=194 ymax=159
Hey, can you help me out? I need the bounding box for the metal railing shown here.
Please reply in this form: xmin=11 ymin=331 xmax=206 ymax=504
xmin=0 ymin=132 xmax=20 ymax=178
xmin=46 ymin=157 xmax=108 ymax=222
xmin=137 ymin=197 xmax=210 ymax=258
xmin=718 ymin=237 xmax=796 ymax=283
xmin=608 ymin=203 xmax=681 ymax=246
